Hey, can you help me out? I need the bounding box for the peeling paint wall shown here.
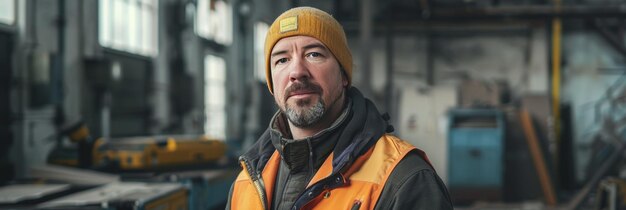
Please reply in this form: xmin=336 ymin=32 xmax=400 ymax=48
xmin=431 ymin=29 xmax=548 ymax=94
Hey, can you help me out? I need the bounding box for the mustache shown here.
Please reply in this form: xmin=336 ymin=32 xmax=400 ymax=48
xmin=284 ymin=81 xmax=323 ymax=99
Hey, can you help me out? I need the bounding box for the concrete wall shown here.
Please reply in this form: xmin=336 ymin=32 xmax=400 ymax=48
xmin=11 ymin=0 xmax=61 ymax=177
xmin=432 ymin=29 xmax=548 ymax=94
xmin=397 ymin=84 xmax=457 ymax=183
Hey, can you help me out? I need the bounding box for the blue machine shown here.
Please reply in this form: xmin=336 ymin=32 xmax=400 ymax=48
xmin=447 ymin=109 xmax=505 ymax=201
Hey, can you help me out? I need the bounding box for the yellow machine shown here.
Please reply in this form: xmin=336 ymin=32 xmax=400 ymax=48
xmin=92 ymin=135 xmax=227 ymax=170
xmin=46 ymin=120 xmax=93 ymax=168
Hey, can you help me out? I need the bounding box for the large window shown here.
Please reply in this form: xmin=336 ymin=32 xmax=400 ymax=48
xmin=99 ymin=0 xmax=158 ymax=56
xmin=254 ymin=22 xmax=269 ymax=81
xmin=204 ymin=54 xmax=226 ymax=140
xmin=0 ymin=0 xmax=15 ymax=25
xmin=195 ymin=0 xmax=232 ymax=45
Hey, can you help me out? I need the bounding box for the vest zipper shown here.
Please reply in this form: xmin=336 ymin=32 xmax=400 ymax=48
xmin=241 ymin=159 xmax=269 ymax=210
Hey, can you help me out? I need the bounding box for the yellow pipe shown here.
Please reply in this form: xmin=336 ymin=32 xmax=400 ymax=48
xmin=552 ymin=18 xmax=561 ymax=147
xmin=551 ymin=0 xmax=562 ymax=192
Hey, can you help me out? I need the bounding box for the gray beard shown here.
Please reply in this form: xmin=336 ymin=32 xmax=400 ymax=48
xmin=284 ymin=99 xmax=325 ymax=127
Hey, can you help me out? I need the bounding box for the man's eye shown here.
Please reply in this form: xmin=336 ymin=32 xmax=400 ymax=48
xmin=307 ymin=52 xmax=322 ymax=58
xmin=275 ymin=58 xmax=288 ymax=65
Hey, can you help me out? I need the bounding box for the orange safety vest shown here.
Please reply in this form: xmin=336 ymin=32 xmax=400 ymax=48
xmin=230 ymin=135 xmax=428 ymax=210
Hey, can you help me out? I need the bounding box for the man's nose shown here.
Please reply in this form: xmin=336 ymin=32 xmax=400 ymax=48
xmin=289 ymin=58 xmax=311 ymax=82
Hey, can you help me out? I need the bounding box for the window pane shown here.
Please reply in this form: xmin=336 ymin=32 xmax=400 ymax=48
xmin=207 ymin=86 xmax=224 ymax=107
xmin=206 ymin=84 xmax=214 ymax=104
xmin=195 ymin=0 xmax=231 ymax=45
xmin=99 ymin=0 xmax=157 ymax=56
xmin=204 ymin=54 xmax=213 ymax=81
xmin=215 ymin=1 xmax=232 ymax=45
xmin=151 ymin=3 xmax=158 ymax=55
xmin=195 ymin=0 xmax=209 ymax=39
xmin=99 ymin=0 xmax=110 ymax=46
xmin=205 ymin=56 xmax=224 ymax=81
xmin=128 ymin=0 xmax=139 ymax=52
xmin=141 ymin=8 xmax=151 ymax=54
xmin=205 ymin=112 xmax=225 ymax=139
xmin=254 ymin=22 xmax=269 ymax=81
xmin=0 ymin=0 xmax=15 ymax=25
xmin=112 ymin=0 xmax=126 ymax=48
xmin=204 ymin=54 xmax=227 ymax=140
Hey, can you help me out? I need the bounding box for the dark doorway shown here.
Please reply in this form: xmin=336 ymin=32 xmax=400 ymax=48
xmin=0 ymin=31 xmax=15 ymax=183
xmin=82 ymin=51 xmax=153 ymax=138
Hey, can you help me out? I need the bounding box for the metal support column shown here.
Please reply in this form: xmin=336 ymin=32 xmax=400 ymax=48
xmin=551 ymin=0 xmax=562 ymax=193
xmin=384 ymin=24 xmax=394 ymax=118
xmin=360 ymin=0 xmax=373 ymax=97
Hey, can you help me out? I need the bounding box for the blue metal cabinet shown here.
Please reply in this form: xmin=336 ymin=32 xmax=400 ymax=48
xmin=447 ymin=109 xmax=505 ymax=189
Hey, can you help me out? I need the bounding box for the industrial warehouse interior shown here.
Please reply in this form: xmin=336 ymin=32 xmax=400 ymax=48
xmin=1 ymin=0 xmax=626 ymax=209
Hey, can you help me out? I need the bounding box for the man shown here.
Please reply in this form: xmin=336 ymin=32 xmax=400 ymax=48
xmin=228 ymin=7 xmax=453 ymax=210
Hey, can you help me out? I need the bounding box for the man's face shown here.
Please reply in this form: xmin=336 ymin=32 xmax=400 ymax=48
xmin=270 ymin=36 xmax=347 ymax=128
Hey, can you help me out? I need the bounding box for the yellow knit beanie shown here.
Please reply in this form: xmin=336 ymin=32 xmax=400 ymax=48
xmin=264 ymin=7 xmax=352 ymax=94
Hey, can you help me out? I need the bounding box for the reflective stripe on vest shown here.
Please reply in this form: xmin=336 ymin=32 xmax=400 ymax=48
xmin=230 ymin=135 xmax=422 ymax=210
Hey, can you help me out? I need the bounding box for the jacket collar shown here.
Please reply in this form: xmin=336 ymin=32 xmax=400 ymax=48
xmin=239 ymin=87 xmax=389 ymax=176
xmin=267 ymin=98 xmax=352 ymax=173
xmin=330 ymin=88 xmax=388 ymax=173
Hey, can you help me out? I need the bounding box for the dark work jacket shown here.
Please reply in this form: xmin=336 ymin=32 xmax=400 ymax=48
xmin=227 ymin=87 xmax=453 ymax=210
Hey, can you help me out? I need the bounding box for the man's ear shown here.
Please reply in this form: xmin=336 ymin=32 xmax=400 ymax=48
xmin=341 ymin=68 xmax=349 ymax=87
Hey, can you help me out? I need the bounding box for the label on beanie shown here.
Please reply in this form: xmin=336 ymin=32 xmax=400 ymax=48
xmin=280 ymin=16 xmax=298 ymax=33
